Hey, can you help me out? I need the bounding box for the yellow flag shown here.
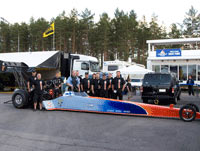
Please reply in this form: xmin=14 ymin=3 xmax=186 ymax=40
xmin=43 ymin=22 xmax=55 ymax=38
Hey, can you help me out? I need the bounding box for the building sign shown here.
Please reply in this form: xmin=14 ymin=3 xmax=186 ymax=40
xmin=156 ymin=48 xmax=181 ymax=57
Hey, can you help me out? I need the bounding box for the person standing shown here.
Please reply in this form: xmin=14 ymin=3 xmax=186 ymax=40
xmin=99 ymin=73 xmax=108 ymax=98
xmin=81 ymin=72 xmax=91 ymax=95
xmin=91 ymin=73 xmax=100 ymax=97
xmin=27 ymin=69 xmax=37 ymax=101
xmin=66 ymin=70 xmax=80 ymax=92
xmin=52 ymin=72 xmax=63 ymax=97
xmin=125 ymin=77 xmax=132 ymax=101
xmin=107 ymin=73 xmax=113 ymax=99
xmin=76 ymin=70 xmax=82 ymax=86
xmin=112 ymin=71 xmax=125 ymax=100
xmin=33 ymin=73 xmax=45 ymax=111
xmin=187 ymin=75 xmax=194 ymax=96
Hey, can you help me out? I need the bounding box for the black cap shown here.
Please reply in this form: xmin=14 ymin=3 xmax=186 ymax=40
xmin=85 ymin=72 xmax=89 ymax=75
xmin=103 ymin=73 xmax=106 ymax=76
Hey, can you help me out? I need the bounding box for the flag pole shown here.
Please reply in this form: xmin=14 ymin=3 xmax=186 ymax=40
xmin=53 ymin=31 xmax=55 ymax=50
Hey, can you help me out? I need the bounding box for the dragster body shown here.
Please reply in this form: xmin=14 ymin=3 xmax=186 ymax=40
xmin=42 ymin=92 xmax=200 ymax=121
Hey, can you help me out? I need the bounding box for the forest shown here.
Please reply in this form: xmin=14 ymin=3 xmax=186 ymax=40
xmin=0 ymin=6 xmax=200 ymax=66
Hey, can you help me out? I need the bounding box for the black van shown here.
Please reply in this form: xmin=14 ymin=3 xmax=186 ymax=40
xmin=141 ymin=73 xmax=181 ymax=104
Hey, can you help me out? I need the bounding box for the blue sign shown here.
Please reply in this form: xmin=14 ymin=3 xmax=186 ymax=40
xmin=156 ymin=48 xmax=181 ymax=57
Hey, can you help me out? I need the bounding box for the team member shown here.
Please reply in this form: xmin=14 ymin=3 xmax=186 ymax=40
xmin=125 ymin=77 xmax=132 ymax=100
xmin=52 ymin=72 xmax=63 ymax=97
xmin=76 ymin=70 xmax=82 ymax=85
xmin=187 ymin=75 xmax=194 ymax=96
xmin=27 ymin=69 xmax=37 ymax=101
xmin=107 ymin=73 xmax=113 ymax=98
xmin=90 ymin=73 xmax=96 ymax=96
xmin=81 ymin=72 xmax=91 ymax=95
xmin=99 ymin=73 xmax=108 ymax=98
xmin=112 ymin=71 xmax=125 ymax=100
xmin=33 ymin=73 xmax=45 ymax=111
xmin=66 ymin=70 xmax=80 ymax=92
xmin=91 ymin=73 xmax=100 ymax=97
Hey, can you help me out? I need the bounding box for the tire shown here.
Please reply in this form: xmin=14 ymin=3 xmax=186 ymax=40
xmin=186 ymin=103 xmax=199 ymax=112
xmin=179 ymin=105 xmax=196 ymax=122
xmin=142 ymin=99 xmax=148 ymax=103
xmin=12 ymin=89 xmax=28 ymax=109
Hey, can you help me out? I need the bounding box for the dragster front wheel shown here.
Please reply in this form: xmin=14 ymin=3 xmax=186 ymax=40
xmin=179 ymin=105 xmax=196 ymax=122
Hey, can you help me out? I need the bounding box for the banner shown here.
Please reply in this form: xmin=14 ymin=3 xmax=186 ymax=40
xmin=43 ymin=22 xmax=55 ymax=38
xmin=156 ymin=48 xmax=181 ymax=57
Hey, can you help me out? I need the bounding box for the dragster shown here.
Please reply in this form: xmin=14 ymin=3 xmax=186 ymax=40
xmin=42 ymin=91 xmax=200 ymax=122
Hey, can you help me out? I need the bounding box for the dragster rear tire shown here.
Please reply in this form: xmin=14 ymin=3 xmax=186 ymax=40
xmin=179 ymin=105 xmax=196 ymax=122
xmin=12 ymin=89 xmax=29 ymax=109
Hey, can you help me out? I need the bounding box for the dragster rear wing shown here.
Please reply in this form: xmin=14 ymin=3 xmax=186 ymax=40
xmin=0 ymin=60 xmax=29 ymax=90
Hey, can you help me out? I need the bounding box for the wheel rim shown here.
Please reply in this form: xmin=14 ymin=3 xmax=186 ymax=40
xmin=181 ymin=108 xmax=195 ymax=121
xmin=15 ymin=94 xmax=23 ymax=105
xmin=154 ymin=99 xmax=159 ymax=105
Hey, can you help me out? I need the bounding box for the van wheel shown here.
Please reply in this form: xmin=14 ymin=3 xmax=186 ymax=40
xmin=12 ymin=90 xmax=28 ymax=109
xmin=179 ymin=105 xmax=196 ymax=122
xmin=142 ymin=99 xmax=148 ymax=103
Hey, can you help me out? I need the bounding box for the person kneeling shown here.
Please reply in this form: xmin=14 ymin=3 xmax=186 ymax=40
xmin=33 ymin=73 xmax=45 ymax=111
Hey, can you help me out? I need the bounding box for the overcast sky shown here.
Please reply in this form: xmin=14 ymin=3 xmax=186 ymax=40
xmin=1 ymin=0 xmax=200 ymax=28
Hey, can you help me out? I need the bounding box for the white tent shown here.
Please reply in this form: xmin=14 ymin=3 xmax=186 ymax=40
xmin=0 ymin=51 xmax=59 ymax=68
xmin=118 ymin=65 xmax=153 ymax=79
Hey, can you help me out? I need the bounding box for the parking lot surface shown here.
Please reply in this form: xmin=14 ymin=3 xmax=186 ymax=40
xmin=0 ymin=92 xmax=199 ymax=151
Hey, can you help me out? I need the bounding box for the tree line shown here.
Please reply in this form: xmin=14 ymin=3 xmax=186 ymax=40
xmin=0 ymin=6 xmax=199 ymax=66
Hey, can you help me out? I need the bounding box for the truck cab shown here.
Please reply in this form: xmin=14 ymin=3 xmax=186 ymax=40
xmin=60 ymin=53 xmax=100 ymax=78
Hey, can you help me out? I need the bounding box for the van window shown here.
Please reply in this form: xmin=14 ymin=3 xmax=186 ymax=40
xmin=143 ymin=74 xmax=171 ymax=84
xmin=108 ymin=65 xmax=118 ymax=71
xmin=81 ymin=63 xmax=89 ymax=70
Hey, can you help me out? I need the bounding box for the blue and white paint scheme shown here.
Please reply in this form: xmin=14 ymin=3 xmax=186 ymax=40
xmin=42 ymin=91 xmax=148 ymax=115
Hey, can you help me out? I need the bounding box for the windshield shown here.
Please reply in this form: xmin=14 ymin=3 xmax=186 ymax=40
xmin=90 ymin=62 xmax=100 ymax=72
xmin=143 ymin=74 xmax=171 ymax=85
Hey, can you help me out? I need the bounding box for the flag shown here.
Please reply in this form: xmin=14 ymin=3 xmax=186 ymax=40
xmin=43 ymin=22 xmax=55 ymax=38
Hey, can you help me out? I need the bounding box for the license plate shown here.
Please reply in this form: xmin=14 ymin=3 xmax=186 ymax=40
xmin=159 ymin=89 xmax=166 ymax=92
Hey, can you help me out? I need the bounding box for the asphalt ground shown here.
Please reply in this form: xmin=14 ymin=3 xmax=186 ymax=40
xmin=0 ymin=92 xmax=199 ymax=151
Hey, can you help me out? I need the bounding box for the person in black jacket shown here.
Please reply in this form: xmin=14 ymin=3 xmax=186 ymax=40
xmin=99 ymin=73 xmax=108 ymax=98
xmin=187 ymin=75 xmax=194 ymax=96
xmin=91 ymin=73 xmax=100 ymax=97
xmin=81 ymin=72 xmax=91 ymax=95
xmin=112 ymin=71 xmax=125 ymax=100
xmin=33 ymin=73 xmax=45 ymax=111
xmin=27 ymin=69 xmax=37 ymax=101
xmin=52 ymin=72 xmax=63 ymax=97
xmin=107 ymin=73 xmax=113 ymax=99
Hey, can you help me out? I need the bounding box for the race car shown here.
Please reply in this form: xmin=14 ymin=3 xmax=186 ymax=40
xmin=42 ymin=91 xmax=199 ymax=122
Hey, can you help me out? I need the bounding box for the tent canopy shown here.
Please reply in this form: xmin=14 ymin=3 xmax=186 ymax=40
xmin=0 ymin=51 xmax=60 ymax=68
xmin=118 ymin=65 xmax=153 ymax=79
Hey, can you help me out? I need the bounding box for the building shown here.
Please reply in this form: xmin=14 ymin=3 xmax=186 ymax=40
xmin=146 ymin=38 xmax=200 ymax=83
